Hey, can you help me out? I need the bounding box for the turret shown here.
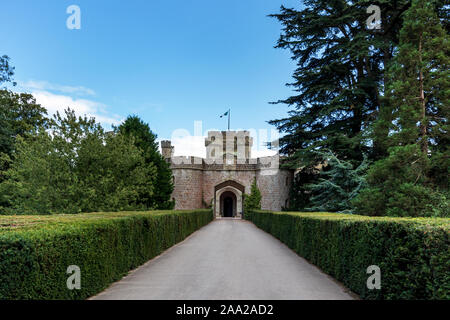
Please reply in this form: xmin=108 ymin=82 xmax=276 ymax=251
xmin=161 ymin=140 xmax=174 ymax=160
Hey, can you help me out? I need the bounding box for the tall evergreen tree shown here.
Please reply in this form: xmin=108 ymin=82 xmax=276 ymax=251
xmin=379 ymin=0 xmax=449 ymax=155
xmin=269 ymin=0 xmax=448 ymax=212
xmin=354 ymin=0 xmax=449 ymax=217
xmin=116 ymin=116 xmax=174 ymax=209
xmin=269 ymin=0 xmax=411 ymax=168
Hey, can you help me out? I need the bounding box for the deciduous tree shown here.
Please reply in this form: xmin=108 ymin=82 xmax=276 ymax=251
xmin=0 ymin=109 xmax=156 ymax=214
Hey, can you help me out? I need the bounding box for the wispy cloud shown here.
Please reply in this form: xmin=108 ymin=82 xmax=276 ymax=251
xmin=32 ymin=91 xmax=122 ymax=128
xmin=13 ymin=80 xmax=122 ymax=129
xmin=18 ymin=80 xmax=96 ymax=96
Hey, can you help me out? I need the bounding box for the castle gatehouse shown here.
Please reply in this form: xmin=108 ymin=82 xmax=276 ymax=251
xmin=161 ymin=131 xmax=293 ymax=218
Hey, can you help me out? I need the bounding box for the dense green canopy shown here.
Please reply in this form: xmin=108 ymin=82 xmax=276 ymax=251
xmin=271 ymin=0 xmax=448 ymax=216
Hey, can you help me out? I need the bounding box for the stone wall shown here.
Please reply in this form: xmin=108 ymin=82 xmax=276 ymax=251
xmin=257 ymin=169 xmax=293 ymax=211
xmin=172 ymin=167 xmax=203 ymax=210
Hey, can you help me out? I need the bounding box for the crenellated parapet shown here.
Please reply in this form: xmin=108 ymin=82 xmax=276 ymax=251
xmin=169 ymin=155 xmax=280 ymax=171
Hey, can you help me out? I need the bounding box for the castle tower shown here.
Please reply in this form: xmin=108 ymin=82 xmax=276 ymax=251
xmin=205 ymin=131 xmax=253 ymax=164
xmin=161 ymin=140 xmax=174 ymax=160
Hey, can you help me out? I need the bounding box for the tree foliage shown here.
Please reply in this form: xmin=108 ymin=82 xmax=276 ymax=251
xmin=0 ymin=55 xmax=16 ymax=86
xmin=115 ymin=116 xmax=174 ymax=209
xmin=0 ymin=109 xmax=157 ymax=214
xmin=307 ymin=151 xmax=369 ymax=212
xmin=285 ymin=166 xmax=319 ymax=211
xmin=0 ymin=90 xmax=48 ymax=201
xmin=354 ymin=0 xmax=449 ymax=217
xmin=269 ymin=0 xmax=413 ymax=167
xmin=0 ymin=90 xmax=48 ymax=156
xmin=244 ymin=179 xmax=262 ymax=213
xmin=353 ymin=145 xmax=448 ymax=217
xmin=0 ymin=55 xmax=172 ymax=215
xmin=272 ymin=0 xmax=448 ymax=216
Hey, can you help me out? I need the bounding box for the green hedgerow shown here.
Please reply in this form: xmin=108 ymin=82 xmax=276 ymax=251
xmin=0 ymin=210 xmax=213 ymax=300
xmin=246 ymin=210 xmax=449 ymax=300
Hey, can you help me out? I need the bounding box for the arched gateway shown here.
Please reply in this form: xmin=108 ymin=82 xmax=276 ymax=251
xmin=214 ymin=180 xmax=244 ymax=218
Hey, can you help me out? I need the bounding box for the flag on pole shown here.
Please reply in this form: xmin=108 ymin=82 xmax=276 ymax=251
xmin=220 ymin=109 xmax=231 ymax=130
xmin=220 ymin=111 xmax=229 ymax=118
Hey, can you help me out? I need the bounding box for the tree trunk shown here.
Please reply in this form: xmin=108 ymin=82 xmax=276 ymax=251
xmin=418 ymin=33 xmax=428 ymax=154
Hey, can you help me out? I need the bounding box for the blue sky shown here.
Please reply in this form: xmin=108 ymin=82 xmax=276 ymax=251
xmin=1 ymin=0 xmax=301 ymax=157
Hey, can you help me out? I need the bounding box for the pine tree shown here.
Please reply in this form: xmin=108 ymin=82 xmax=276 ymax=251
xmin=354 ymin=0 xmax=449 ymax=217
xmin=306 ymin=151 xmax=369 ymax=212
xmin=389 ymin=0 xmax=449 ymax=154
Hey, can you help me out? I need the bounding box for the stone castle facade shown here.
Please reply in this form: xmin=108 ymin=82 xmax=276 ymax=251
xmin=161 ymin=131 xmax=294 ymax=218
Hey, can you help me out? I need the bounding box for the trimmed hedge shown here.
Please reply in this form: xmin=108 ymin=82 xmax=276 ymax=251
xmin=0 ymin=210 xmax=213 ymax=300
xmin=247 ymin=210 xmax=449 ymax=300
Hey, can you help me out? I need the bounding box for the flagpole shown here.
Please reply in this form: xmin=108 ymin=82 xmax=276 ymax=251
xmin=228 ymin=108 xmax=230 ymax=131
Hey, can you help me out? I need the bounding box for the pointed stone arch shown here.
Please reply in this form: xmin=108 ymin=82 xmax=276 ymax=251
xmin=214 ymin=180 xmax=245 ymax=218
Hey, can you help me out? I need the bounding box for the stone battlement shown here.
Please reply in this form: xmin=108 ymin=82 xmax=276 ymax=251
xmin=170 ymin=155 xmax=280 ymax=171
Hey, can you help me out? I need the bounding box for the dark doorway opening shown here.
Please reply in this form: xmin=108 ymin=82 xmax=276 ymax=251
xmin=224 ymin=197 xmax=233 ymax=217
xmin=220 ymin=191 xmax=237 ymax=217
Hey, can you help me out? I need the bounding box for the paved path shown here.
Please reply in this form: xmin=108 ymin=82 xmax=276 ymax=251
xmin=92 ymin=219 xmax=355 ymax=300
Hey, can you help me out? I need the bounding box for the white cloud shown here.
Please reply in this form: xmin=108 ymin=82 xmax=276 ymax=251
xmin=18 ymin=80 xmax=96 ymax=96
xmin=31 ymin=91 xmax=122 ymax=128
xmin=12 ymin=80 xmax=122 ymax=129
